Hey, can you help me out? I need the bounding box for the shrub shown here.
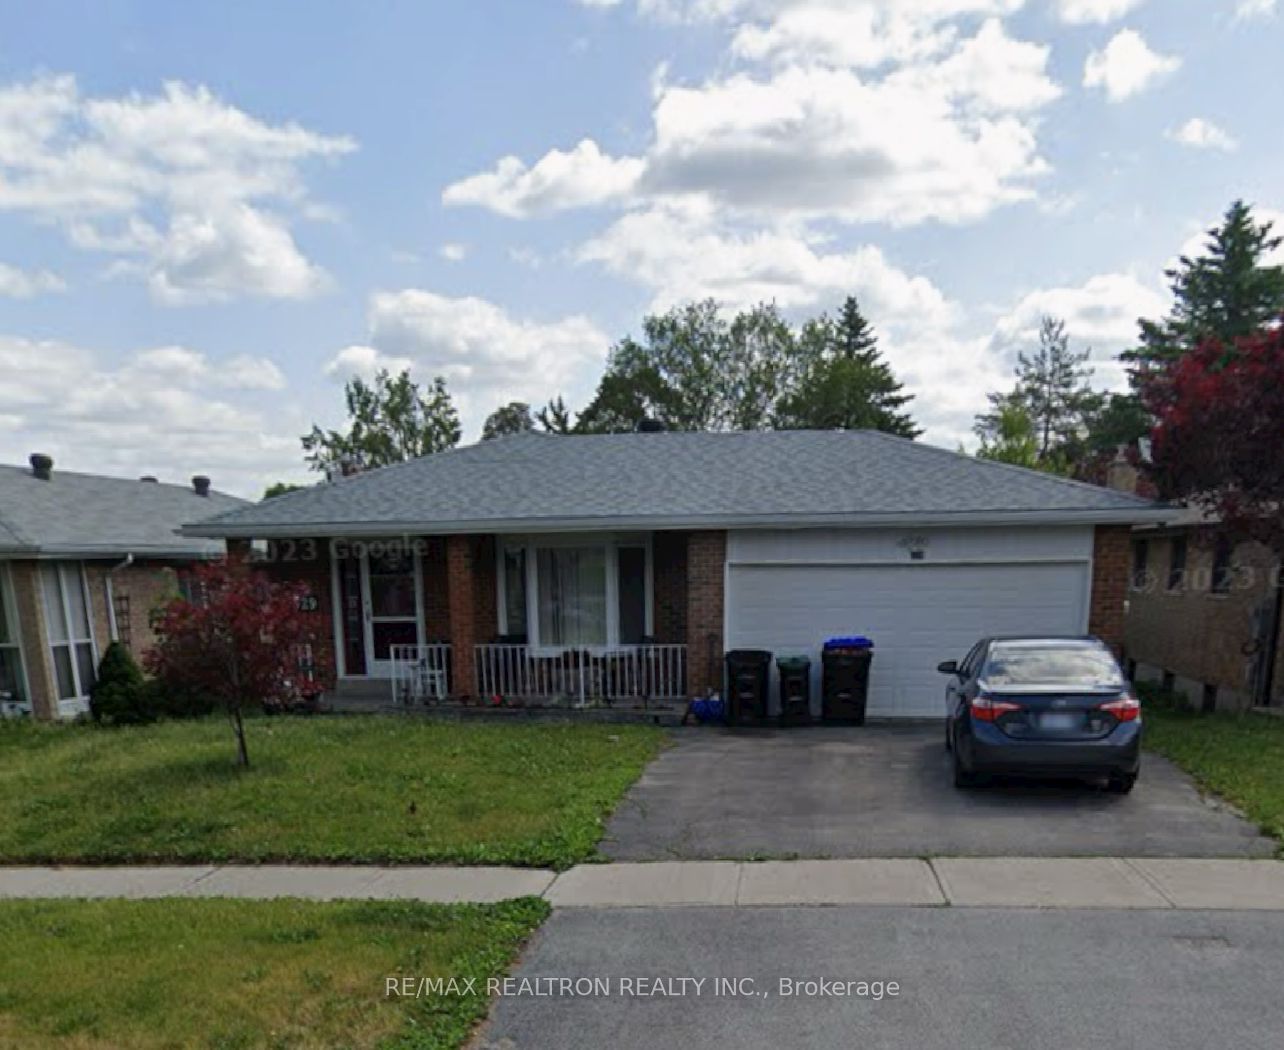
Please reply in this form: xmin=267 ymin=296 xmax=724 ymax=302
xmin=143 ymin=677 xmax=218 ymax=721
xmin=89 ymin=642 xmax=154 ymax=725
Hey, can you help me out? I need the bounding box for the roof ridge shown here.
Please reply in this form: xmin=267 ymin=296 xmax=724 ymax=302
xmin=858 ymin=429 xmax=1156 ymax=506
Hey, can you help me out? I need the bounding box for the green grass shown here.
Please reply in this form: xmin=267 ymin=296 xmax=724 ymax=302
xmin=0 ymin=896 xmax=549 ymax=1050
xmin=0 ymin=717 xmax=663 ymax=868
xmin=1142 ymin=696 xmax=1284 ymax=852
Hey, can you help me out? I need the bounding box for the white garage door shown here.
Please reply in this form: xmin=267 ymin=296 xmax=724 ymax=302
xmin=725 ymin=562 xmax=1089 ymax=718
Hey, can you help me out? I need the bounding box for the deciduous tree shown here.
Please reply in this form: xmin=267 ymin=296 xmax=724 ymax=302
xmin=481 ymin=401 xmax=535 ymax=440
xmin=146 ymin=559 xmax=333 ymax=767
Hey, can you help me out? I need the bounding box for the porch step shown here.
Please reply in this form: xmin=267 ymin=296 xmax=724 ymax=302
xmin=323 ymin=679 xmax=396 ymax=713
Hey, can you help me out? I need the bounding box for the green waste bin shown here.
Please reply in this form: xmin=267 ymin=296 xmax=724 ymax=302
xmin=776 ymin=655 xmax=812 ymax=726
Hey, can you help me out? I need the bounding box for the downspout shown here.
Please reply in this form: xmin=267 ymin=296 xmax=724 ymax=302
xmin=105 ymin=553 xmax=134 ymax=643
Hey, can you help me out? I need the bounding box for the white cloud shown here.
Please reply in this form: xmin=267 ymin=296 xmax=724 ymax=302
xmin=0 ymin=335 xmax=299 ymax=495
xmin=1167 ymin=117 xmax=1238 ymax=152
xmin=447 ymin=16 xmax=1058 ymax=227
xmin=1055 ymin=0 xmax=1145 ymax=25
xmin=1083 ymin=29 xmax=1181 ymax=101
xmin=442 ymin=140 xmax=644 ymax=218
xmin=990 ymin=272 xmax=1166 ymax=389
xmin=0 ymin=75 xmax=353 ymax=303
xmin=325 ymin=290 xmax=610 ymax=435
xmin=0 ymin=262 xmax=65 ymax=298
xmin=439 ymin=242 xmax=468 ymax=262
xmin=579 ymin=204 xmax=958 ymax=324
xmin=1235 ymin=0 xmax=1276 ymax=20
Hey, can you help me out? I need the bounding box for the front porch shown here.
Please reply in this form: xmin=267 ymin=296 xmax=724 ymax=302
xmin=265 ymin=530 xmax=725 ymax=714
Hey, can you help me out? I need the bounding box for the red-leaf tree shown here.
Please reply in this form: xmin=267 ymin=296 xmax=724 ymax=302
xmin=145 ymin=557 xmax=333 ymax=767
xmin=1139 ymin=322 xmax=1284 ymax=556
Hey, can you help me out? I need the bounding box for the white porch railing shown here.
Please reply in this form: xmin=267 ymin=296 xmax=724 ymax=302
xmin=391 ymin=644 xmax=452 ymax=705
xmin=475 ymin=644 xmax=687 ymax=706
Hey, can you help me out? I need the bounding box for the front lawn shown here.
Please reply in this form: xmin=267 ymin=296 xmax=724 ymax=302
xmin=0 ymin=896 xmax=548 ymax=1049
xmin=1144 ymin=702 xmax=1284 ymax=851
xmin=0 ymin=717 xmax=663 ymax=867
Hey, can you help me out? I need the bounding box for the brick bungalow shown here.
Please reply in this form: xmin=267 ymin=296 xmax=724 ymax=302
xmin=0 ymin=454 xmax=244 ymax=720
xmin=184 ymin=431 xmax=1167 ymax=719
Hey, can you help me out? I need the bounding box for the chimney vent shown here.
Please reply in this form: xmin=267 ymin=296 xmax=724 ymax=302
xmin=635 ymin=418 xmax=667 ymax=433
xmin=192 ymin=475 xmax=211 ymax=497
xmin=140 ymin=475 xmax=158 ymax=483
xmin=29 ymin=453 xmax=53 ymax=481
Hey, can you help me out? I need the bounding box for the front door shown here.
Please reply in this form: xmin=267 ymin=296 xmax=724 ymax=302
xmin=361 ymin=547 xmax=422 ymax=677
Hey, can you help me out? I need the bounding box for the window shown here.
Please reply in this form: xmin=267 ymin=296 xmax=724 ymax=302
xmin=1167 ymin=536 xmax=1187 ymax=591
xmin=982 ymin=642 xmax=1123 ymax=688
xmin=617 ymin=546 xmax=647 ymax=644
xmin=500 ymin=537 xmax=651 ymax=649
xmin=537 ymin=546 xmax=607 ymax=647
xmin=41 ymin=563 xmax=97 ymax=702
xmin=502 ymin=547 xmax=528 ymax=640
xmin=1211 ymin=536 xmax=1233 ymax=595
xmin=1131 ymin=540 xmax=1149 ymax=590
xmin=0 ymin=565 xmax=28 ymax=705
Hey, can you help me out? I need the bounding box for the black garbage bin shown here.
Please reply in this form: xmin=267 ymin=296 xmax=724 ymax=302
xmin=776 ymin=655 xmax=812 ymax=726
xmin=821 ymin=637 xmax=874 ymax=725
xmin=725 ymin=650 xmax=772 ymax=725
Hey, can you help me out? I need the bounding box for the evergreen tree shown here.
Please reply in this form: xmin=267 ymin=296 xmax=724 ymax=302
xmin=536 ymin=396 xmax=574 ymax=434
xmin=774 ymin=296 xmax=919 ymax=437
xmin=1129 ymin=200 xmax=1284 ymax=369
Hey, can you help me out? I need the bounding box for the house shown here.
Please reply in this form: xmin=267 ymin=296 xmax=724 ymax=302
xmin=183 ymin=430 xmax=1167 ymax=718
xmin=0 ymin=454 xmax=244 ymax=719
xmin=1124 ymin=504 xmax=1283 ymax=711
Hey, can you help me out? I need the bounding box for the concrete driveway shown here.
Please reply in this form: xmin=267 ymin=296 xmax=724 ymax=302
xmin=476 ymin=906 xmax=1284 ymax=1050
xmin=601 ymin=727 xmax=1274 ymax=860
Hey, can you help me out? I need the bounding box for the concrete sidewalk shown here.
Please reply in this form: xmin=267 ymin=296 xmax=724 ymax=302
xmin=4 ymin=858 xmax=1284 ymax=910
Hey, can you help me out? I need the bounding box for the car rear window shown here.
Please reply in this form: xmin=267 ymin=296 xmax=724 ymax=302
xmin=981 ymin=645 xmax=1123 ymax=688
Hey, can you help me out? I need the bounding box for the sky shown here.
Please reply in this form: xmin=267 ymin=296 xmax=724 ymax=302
xmin=1 ymin=0 xmax=1281 ymax=498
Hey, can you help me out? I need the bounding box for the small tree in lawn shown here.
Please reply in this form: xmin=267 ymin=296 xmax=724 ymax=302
xmin=1139 ymin=322 xmax=1284 ymax=557
xmin=146 ymin=558 xmax=332 ymax=768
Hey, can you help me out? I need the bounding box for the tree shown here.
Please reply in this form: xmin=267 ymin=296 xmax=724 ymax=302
xmin=302 ymin=369 xmax=460 ymax=475
xmin=145 ymin=558 xmax=332 ymax=767
xmin=536 ymin=395 xmax=574 ymax=434
xmin=774 ymin=297 xmax=919 ymax=437
xmin=576 ymin=300 xmax=796 ymax=433
xmin=976 ymin=316 xmax=1101 ymax=472
xmin=1129 ymin=200 xmax=1284 ymax=370
xmin=1140 ymin=324 xmax=1284 ymax=556
xmin=974 ymin=400 xmax=1040 ymax=469
xmin=482 ymin=401 xmax=535 ymax=441
xmin=262 ymin=481 xmax=305 ymax=500
xmin=89 ymin=642 xmax=152 ymax=725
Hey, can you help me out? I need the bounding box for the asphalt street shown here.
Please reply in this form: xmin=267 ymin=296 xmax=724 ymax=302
xmin=476 ymin=905 xmax=1284 ymax=1050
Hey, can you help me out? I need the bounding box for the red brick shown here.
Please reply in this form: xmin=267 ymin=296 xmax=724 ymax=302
xmin=1088 ymin=524 xmax=1130 ymax=655
xmin=685 ymin=530 xmax=726 ymax=696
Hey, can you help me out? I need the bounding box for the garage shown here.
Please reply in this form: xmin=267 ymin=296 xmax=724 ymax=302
xmin=725 ymin=526 xmax=1093 ymax=719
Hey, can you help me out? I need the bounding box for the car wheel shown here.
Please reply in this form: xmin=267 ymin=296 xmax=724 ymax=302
xmin=1107 ymin=772 xmax=1138 ymax=794
xmin=952 ymin=745 xmax=978 ymax=789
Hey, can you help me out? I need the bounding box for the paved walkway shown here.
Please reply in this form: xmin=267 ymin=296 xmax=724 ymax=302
xmin=5 ymin=858 xmax=1284 ymax=910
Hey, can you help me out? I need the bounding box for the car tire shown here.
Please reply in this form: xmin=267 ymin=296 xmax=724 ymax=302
xmin=1107 ymin=772 xmax=1138 ymax=795
xmin=952 ymin=745 xmax=978 ymax=789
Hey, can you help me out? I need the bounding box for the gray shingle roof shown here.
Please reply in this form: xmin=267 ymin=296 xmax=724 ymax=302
xmin=0 ymin=462 xmax=245 ymax=557
xmin=186 ymin=431 xmax=1166 ymax=538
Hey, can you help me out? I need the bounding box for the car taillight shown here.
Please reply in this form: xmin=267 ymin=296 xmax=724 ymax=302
xmin=1100 ymin=693 xmax=1141 ymax=722
xmin=970 ymin=694 xmax=1022 ymax=722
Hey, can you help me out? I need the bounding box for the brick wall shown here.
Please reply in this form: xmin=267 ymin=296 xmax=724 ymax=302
xmin=444 ymin=534 xmax=498 ymax=699
xmin=421 ymin=537 xmax=450 ymax=640
xmin=7 ymin=561 xmax=55 ymax=720
xmin=83 ymin=561 xmax=182 ymax=663
xmin=263 ymin=539 xmax=336 ymax=683
xmin=652 ymin=531 xmax=688 ymax=644
xmin=685 ymin=530 xmax=726 ymax=696
xmin=1125 ymin=530 xmax=1282 ymax=709
xmin=1088 ymin=525 xmax=1130 ymax=655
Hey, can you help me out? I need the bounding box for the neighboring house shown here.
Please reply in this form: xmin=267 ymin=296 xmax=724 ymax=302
xmin=184 ymin=431 xmax=1166 ymax=719
xmin=1124 ymin=503 xmax=1284 ymax=711
xmin=0 ymin=454 xmax=245 ymax=720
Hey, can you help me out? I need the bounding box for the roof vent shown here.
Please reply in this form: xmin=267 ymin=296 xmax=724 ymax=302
xmin=635 ymin=418 xmax=666 ymax=433
xmin=192 ymin=475 xmax=211 ymax=497
xmin=29 ymin=453 xmax=53 ymax=481
xmin=140 ymin=475 xmax=158 ymax=483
